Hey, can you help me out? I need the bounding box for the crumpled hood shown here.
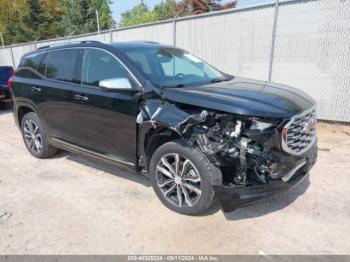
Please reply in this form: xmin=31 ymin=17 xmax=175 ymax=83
xmin=162 ymin=77 xmax=316 ymax=118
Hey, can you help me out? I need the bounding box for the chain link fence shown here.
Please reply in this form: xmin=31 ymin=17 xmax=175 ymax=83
xmin=0 ymin=0 xmax=349 ymax=122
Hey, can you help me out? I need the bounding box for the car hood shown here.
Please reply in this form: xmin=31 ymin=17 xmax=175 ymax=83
xmin=162 ymin=77 xmax=316 ymax=118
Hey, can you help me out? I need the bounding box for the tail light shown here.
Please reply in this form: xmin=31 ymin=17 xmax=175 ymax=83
xmin=8 ymin=68 xmax=15 ymax=90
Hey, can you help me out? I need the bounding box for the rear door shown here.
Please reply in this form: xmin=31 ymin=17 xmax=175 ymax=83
xmin=66 ymin=48 xmax=139 ymax=164
xmin=12 ymin=52 xmax=47 ymax=106
xmin=38 ymin=49 xmax=82 ymax=142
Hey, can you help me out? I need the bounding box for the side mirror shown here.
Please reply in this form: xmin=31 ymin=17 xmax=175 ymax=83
xmin=99 ymin=78 xmax=136 ymax=92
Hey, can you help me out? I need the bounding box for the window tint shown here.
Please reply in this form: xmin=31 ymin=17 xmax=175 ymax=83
xmin=23 ymin=53 xmax=45 ymax=71
xmin=125 ymin=51 xmax=151 ymax=75
xmin=122 ymin=48 xmax=225 ymax=88
xmin=37 ymin=53 xmax=48 ymax=76
xmin=46 ymin=49 xmax=80 ymax=83
xmin=81 ymin=49 xmax=130 ymax=87
xmin=161 ymin=56 xmax=205 ymax=77
xmin=16 ymin=68 xmax=40 ymax=79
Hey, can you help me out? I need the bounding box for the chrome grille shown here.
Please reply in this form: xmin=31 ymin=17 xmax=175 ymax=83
xmin=282 ymin=108 xmax=317 ymax=155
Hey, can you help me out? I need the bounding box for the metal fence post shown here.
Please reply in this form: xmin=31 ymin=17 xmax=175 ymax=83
xmin=173 ymin=19 xmax=177 ymax=47
xmin=0 ymin=33 xmax=4 ymax=49
xmin=10 ymin=46 xmax=16 ymax=68
xmin=110 ymin=29 xmax=113 ymax=43
xmin=268 ymin=0 xmax=279 ymax=82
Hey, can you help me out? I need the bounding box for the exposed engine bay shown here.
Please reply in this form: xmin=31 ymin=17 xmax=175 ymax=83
xmin=138 ymin=102 xmax=290 ymax=188
xmin=186 ymin=111 xmax=278 ymax=187
xmin=137 ymin=101 xmax=317 ymax=212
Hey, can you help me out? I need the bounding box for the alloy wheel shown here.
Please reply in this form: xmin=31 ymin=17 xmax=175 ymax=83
xmin=23 ymin=120 xmax=42 ymax=154
xmin=155 ymin=153 xmax=202 ymax=208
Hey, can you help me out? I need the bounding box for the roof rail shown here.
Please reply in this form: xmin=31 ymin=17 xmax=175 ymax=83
xmin=37 ymin=40 xmax=103 ymax=50
xmin=124 ymin=41 xmax=160 ymax=45
xmin=143 ymin=41 xmax=160 ymax=44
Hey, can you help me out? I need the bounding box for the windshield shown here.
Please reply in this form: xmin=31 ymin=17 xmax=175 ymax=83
xmin=122 ymin=47 xmax=229 ymax=88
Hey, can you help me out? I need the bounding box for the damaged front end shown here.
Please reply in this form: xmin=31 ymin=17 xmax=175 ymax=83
xmin=138 ymin=101 xmax=318 ymax=212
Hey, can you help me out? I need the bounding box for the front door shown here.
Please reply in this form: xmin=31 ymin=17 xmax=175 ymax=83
xmin=68 ymin=48 xmax=139 ymax=164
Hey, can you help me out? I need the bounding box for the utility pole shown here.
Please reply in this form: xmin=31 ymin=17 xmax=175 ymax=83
xmin=96 ymin=9 xmax=100 ymax=34
xmin=268 ymin=0 xmax=279 ymax=82
xmin=0 ymin=33 xmax=4 ymax=48
xmin=161 ymin=0 xmax=164 ymax=18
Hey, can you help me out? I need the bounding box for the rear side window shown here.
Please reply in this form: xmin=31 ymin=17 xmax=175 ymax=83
xmin=46 ymin=49 xmax=80 ymax=83
xmin=22 ymin=53 xmax=45 ymax=72
xmin=81 ymin=49 xmax=130 ymax=87
xmin=37 ymin=53 xmax=48 ymax=76
xmin=16 ymin=69 xmax=40 ymax=79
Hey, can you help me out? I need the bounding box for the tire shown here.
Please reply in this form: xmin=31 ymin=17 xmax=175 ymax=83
xmin=149 ymin=140 xmax=222 ymax=215
xmin=21 ymin=112 xmax=58 ymax=159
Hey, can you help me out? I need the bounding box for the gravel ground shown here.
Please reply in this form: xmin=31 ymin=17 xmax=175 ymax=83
xmin=0 ymin=109 xmax=349 ymax=255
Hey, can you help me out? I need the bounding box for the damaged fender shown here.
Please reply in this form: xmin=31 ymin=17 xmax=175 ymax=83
xmin=137 ymin=101 xmax=208 ymax=169
xmin=137 ymin=100 xmax=318 ymax=213
xmin=137 ymin=101 xmax=208 ymax=135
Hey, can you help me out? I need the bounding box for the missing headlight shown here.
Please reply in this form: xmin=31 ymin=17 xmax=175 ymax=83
xmin=250 ymin=117 xmax=280 ymax=132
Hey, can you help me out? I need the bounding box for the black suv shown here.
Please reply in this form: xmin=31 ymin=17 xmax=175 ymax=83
xmin=11 ymin=41 xmax=317 ymax=215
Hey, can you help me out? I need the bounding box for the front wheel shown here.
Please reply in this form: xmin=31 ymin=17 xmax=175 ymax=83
xmin=149 ymin=140 xmax=222 ymax=215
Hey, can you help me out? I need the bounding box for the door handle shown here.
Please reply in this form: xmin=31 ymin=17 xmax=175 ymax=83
xmin=31 ymin=86 xmax=42 ymax=92
xmin=74 ymin=94 xmax=89 ymax=101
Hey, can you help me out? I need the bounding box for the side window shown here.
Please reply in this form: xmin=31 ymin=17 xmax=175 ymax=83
xmin=81 ymin=49 xmax=130 ymax=87
xmin=16 ymin=69 xmax=40 ymax=79
xmin=38 ymin=53 xmax=48 ymax=76
xmin=46 ymin=49 xmax=80 ymax=83
xmin=23 ymin=53 xmax=45 ymax=72
xmin=124 ymin=52 xmax=152 ymax=75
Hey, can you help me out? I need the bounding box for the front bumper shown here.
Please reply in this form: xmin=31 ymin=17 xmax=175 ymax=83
xmin=214 ymin=145 xmax=317 ymax=212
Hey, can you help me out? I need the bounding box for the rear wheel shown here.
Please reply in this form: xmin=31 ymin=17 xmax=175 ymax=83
xmin=149 ymin=140 xmax=222 ymax=215
xmin=21 ymin=112 xmax=57 ymax=158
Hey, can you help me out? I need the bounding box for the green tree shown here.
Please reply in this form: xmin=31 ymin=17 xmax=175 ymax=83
xmin=22 ymin=0 xmax=62 ymax=40
xmin=96 ymin=0 xmax=114 ymax=30
xmin=59 ymin=0 xmax=82 ymax=35
xmin=124 ymin=0 xmax=235 ymax=27
xmin=153 ymin=0 xmax=187 ymax=20
xmin=60 ymin=0 xmax=114 ymax=35
xmin=183 ymin=0 xmax=211 ymax=15
xmin=0 ymin=0 xmax=27 ymax=45
xmin=2 ymin=0 xmax=62 ymax=44
xmin=119 ymin=1 xmax=158 ymax=27
xmin=1 ymin=0 xmax=114 ymax=45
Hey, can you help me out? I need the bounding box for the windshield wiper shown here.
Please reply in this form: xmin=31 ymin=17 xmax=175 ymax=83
xmin=210 ymin=78 xmax=228 ymax=83
xmin=159 ymin=84 xmax=185 ymax=89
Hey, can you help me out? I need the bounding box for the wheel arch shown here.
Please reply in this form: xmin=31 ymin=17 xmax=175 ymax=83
xmin=138 ymin=121 xmax=182 ymax=173
xmin=136 ymin=101 xmax=208 ymax=174
xmin=16 ymin=103 xmax=38 ymax=127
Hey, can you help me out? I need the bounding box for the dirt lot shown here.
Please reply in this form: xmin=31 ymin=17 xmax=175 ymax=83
xmin=0 ymin=109 xmax=349 ymax=255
